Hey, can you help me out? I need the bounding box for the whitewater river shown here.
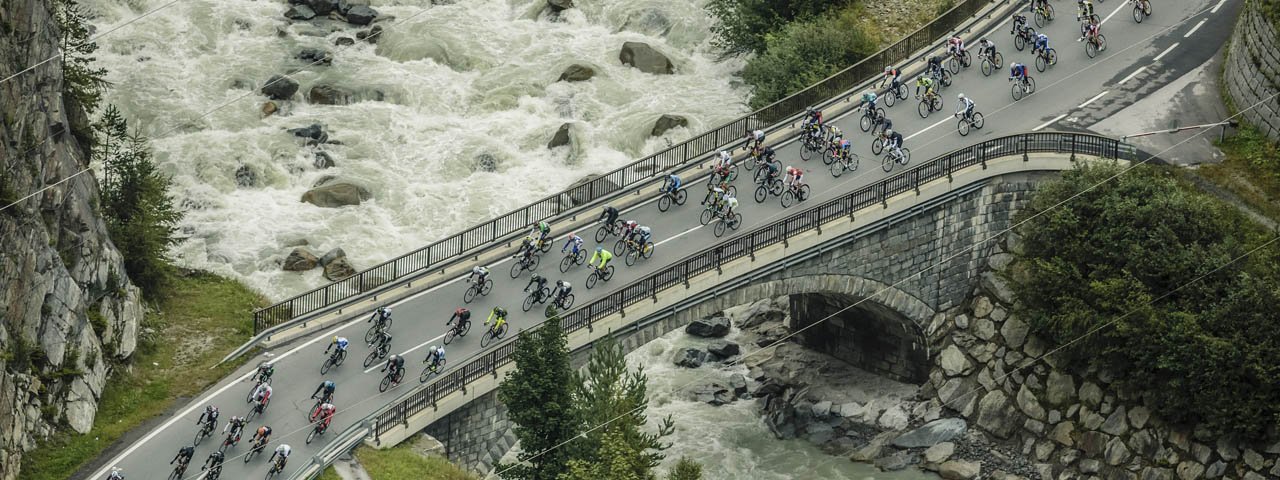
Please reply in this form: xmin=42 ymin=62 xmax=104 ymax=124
xmin=85 ymin=0 xmax=747 ymax=300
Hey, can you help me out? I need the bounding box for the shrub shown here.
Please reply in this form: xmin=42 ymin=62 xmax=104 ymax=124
xmin=1010 ymin=163 xmax=1280 ymax=440
xmin=741 ymin=10 xmax=877 ymax=109
xmin=707 ymin=0 xmax=843 ymax=55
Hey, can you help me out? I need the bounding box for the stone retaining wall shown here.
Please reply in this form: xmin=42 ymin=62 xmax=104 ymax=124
xmin=1225 ymin=0 xmax=1280 ymax=141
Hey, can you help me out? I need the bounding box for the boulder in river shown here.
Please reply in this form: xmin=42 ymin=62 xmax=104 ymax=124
xmin=283 ymin=247 xmax=319 ymax=271
xmin=301 ymin=182 xmax=371 ymax=207
xmin=234 ymin=165 xmax=257 ymax=187
xmin=356 ymin=25 xmax=384 ymax=43
xmin=334 ymin=36 xmax=356 ymax=46
xmin=650 ymin=114 xmax=688 ymax=137
xmin=306 ymin=0 xmax=340 ymax=15
xmin=296 ymin=48 xmax=333 ymax=66
xmin=314 ymin=151 xmax=335 ymax=169
xmin=345 ymin=5 xmax=378 ymax=25
xmin=288 ymin=123 xmax=329 ymax=143
xmin=691 ymin=383 xmax=733 ymax=405
xmin=309 ymin=85 xmax=353 ymax=105
xmin=558 ymin=64 xmax=595 ymax=82
xmin=619 ymin=41 xmax=673 ymax=74
xmin=262 ymin=75 xmax=300 ymax=100
xmin=707 ymin=341 xmax=740 ymax=359
xmin=323 ymin=257 xmax=358 ymax=280
xmin=892 ymin=418 xmax=968 ymax=448
xmin=319 ymin=247 xmax=347 ymax=267
xmin=284 ymin=5 xmax=316 ymax=20
xmin=672 ymin=348 xmax=707 ymax=368
xmin=547 ymin=0 xmax=573 ymax=11
xmin=547 ymin=123 xmax=573 ymax=149
xmin=686 ymin=316 xmax=731 ymax=338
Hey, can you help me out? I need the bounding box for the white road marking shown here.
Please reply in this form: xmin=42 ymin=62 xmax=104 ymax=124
xmin=1033 ymin=114 xmax=1068 ymax=131
xmin=906 ymin=115 xmax=954 ymax=140
xmin=1078 ymin=91 xmax=1109 ymax=108
xmin=1212 ymin=0 xmax=1227 ymax=13
xmin=1153 ymin=42 xmax=1179 ymax=62
xmin=1118 ymin=66 xmax=1146 ymax=85
xmin=1184 ymin=19 xmax=1207 ymax=37
xmin=1101 ymin=1 xmax=1128 ymax=24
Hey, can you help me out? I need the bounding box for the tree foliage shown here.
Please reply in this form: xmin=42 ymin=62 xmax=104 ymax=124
xmin=97 ymin=106 xmax=181 ymax=297
xmin=52 ymin=0 xmax=109 ymax=115
xmin=706 ymin=0 xmax=840 ymax=55
xmin=566 ymin=338 xmax=673 ymax=477
xmin=1010 ymin=163 xmax=1280 ymax=439
xmin=740 ymin=10 xmax=878 ymax=109
xmin=666 ymin=457 xmax=703 ymax=480
xmin=497 ymin=317 xmax=578 ymax=480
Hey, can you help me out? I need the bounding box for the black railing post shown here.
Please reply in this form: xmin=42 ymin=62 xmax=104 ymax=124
xmin=1022 ymin=134 xmax=1030 ymax=161
xmin=914 ymin=169 xmax=921 ymax=195
xmin=979 ymin=145 xmax=987 ymax=170
xmin=1070 ymin=134 xmax=1078 ymax=162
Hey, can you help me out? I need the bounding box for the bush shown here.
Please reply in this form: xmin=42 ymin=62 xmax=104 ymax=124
xmin=707 ymin=0 xmax=843 ymax=55
xmin=741 ymin=10 xmax=877 ymax=109
xmin=1010 ymin=163 xmax=1280 ymax=440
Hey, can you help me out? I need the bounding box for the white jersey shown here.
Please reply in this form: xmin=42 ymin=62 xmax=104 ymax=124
xmin=276 ymin=444 xmax=292 ymax=457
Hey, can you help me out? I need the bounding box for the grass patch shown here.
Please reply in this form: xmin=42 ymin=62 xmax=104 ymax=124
xmin=19 ymin=270 xmax=266 ymax=480
xmin=1199 ymin=124 xmax=1280 ymax=221
xmin=317 ymin=445 xmax=476 ymax=480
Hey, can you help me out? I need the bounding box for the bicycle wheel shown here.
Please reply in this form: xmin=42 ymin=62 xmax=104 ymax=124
xmin=981 ymin=57 xmax=994 ymax=76
xmin=754 ymin=185 xmax=767 ymax=203
xmin=1014 ymin=33 xmax=1026 ymax=51
xmin=1035 ymin=9 xmax=1047 ymax=27
xmin=972 ymin=112 xmax=984 ymax=129
xmin=726 ymin=185 xmax=737 ymax=197
xmin=1097 ymin=34 xmax=1106 ymax=51
xmin=320 ymin=357 xmax=333 ymax=375
xmin=444 ymin=328 xmax=457 ymax=345
xmin=769 ymin=179 xmax=784 ymax=196
xmin=994 ymin=52 xmax=1003 ymax=68
xmin=713 ymin=219 xmax=728 ymax=237
xmin=947 ymin=57 xmax=960 ymax=75
xmin=559 ymin=255 xmax=574 ymax=273
xmin=726 ymin=164 xmax=738 ymax=182
xmin=522 ymin=293 xmax=537 ymax=312
xmin=657 ymin=194 xmax=671 ymax=212
xmin=562 ymin=293 xmax=575 ymax=309
xmin=699 ymin=208 xmax=713 ymax=225
xmin=463 ymin=284 xmax=478 ymax=303
xmin=859 ymin=114 xmax=872 ymax=132
xmin=781 ymin=190 xmax=796 ymax=208
xmin=1027 ymin=77 xmax=1036 ymax=94
xmin=510 ymin=261 xmax=523 ymax=278
xmin=613 ymin=239 xmax=627 ymax=256
xmin=594 ymin=225 xmax=608 ymax=243
xmin=932 ymin=96 xmax=943 ymax=113
xmin=1012 ymin=81 xmax=1023 ymax=101
xmin=308 ymin=402 xmax=320 ymax=422
xmin=246 ymin=404 xmax=259 ymax=422
xmin=586 ymin=271 xmax=599 ymax=289
xmin=626 ymin=248 xmax=640 ymax=266
xmin=885 ymin=89 xmax=897 ymax=107
xmin=941 ymin=70 xmax=952 ymax=87
xmin=798 ymin=184 xmax=810 ymax=202
xmin=872 ymin=137 xmax=884 ymax=155
xmin=1035 ymin=54 xmax=1047 ymax=72
xmin=1086 ymin=39 xmax=1098 ymax=58
xmin=899 ymin=148 xmax=911 ymax=165
xmin=829 ymin=160 xmax=845 ymax=177
xmin=958 ymin=117 xmax=971 ymax=136
xmin=882 ymin=154 xmax=894 ymax=172
xmin=1048 ymin=49 xmax=1057 ymax=66
xmin=602 ymin=265 xmax=614 ymax=280
xmin=480 ymin=279 xmax=493 ymax=295
xmin=674 ymin=189 xmax=687 ymax=205
xmin=642 ymin=242 xmax=654 ymax=259
xmin=245 ymin=385 xmax=256 ymax=404
xmin=961 ymin=50 xmax=972 ymax=67
xmin=799 ymin=142 xmax=813 ymax=161
xmin=306 ymin=426 xmax=319 ymax=444
xmin=729 ymin=213 xmax=743 ymax=230
xmin=823 ymin=147 xmax=838 ymax=165
xmin=419 ymin=365 xmax=435 ymax=383
xmin=539 ymin=240 xmax=551 ymax=254
xmin=194 ymin=426 xmax=208 ymax=445
xmin=918 ymin=100 xmax=930 ymax=118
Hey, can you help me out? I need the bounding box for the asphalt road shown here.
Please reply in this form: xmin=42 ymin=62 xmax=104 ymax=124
xmin=92 ymin=0 xmax=1242 ymax=478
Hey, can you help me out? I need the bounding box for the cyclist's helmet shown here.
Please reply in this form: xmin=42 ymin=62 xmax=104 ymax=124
xmin=604 ymin=204 xmax=612 ymax=211
xmin=884 ymin=65 xmax=892 ymax=73
xmin=764 ymin=146 xmax=774 ymax=155
xmin=885 ymin=129 xmax=894 ymax=136
xmin=958 ymin=93 xmax=966 ymax=100
xmin=429 ymin=346 xmax=438 ymax=355
xmin=383 ymin=306 xmax=392 ymax=314
xmin=596 ymin=246 xmax=603 ymax=253
xmin=332 ymin=336 xmax=338 ymax=342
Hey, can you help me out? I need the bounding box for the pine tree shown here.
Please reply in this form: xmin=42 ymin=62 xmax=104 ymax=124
xmin=497 ymin=317 xmax=578 ymax=480
xmin=52 ymin=0 xmax=109 ymax=115
xmin=666 ymin=457 xmax=703 ymax=480
xmin=570 ymin=337 xmax=673 ymax=475
xmin=559 ymin=431 xmax=652 ymax=480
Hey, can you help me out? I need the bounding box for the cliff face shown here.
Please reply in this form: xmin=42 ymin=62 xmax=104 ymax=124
xmin=0 ymin=1 xmax=144 ymax=478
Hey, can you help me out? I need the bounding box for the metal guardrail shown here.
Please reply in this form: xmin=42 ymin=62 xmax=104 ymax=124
xmin=251 ymin=0 xmax=991 ymax=334
xmin=363 ymin=132 xmax=1125 ymax=440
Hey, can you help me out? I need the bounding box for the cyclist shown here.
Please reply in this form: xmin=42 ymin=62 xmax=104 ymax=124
xmin=518 ymin=235 xmax=537 ymax=257
xmin=860 ymin=90 xmax=878 ymax=110
xmin=524 ymin=273 xmax=549 ymax=298
xmin=915 ymin=75 xmax=936 ymax=100
xmin=317 ymin=402 xmax=337 ymax=430
xmin=561 ymin=232 xmax=585 ymax=257
xmin=826 ymin=125 xmax=843 ymax=145
xmin=630 ymin=225 xmax=652 ymax=249
xmin=381 ymin=353 xmax=406 ymax=383
xmin=703 ymin=185 xmax=725 ymax=206
xmin=1011 ymin=14 xmax=1029 ymax=35
xmin=660 ymin=173 xmax=681 ymax=194
xmin=879 ymin=117 xmax=894 ymax=136
xmin=486 ymin=306 xmax=509 ymax=335
xmin=762 ymin=145 xmax=777 ymax=163
xmin=978 ymin=38 xmax=997 ymax=61
xmin=468 ymin=265 xmax=489 ymax=286
xmin=802 ymin=107 xmax=823 ymax=130
xmin=552 ymin=280 xmax=573 ymax=304
xmin=448 ymin=307 xmax=471 ymax=333
xmin=947 ymin=35 xmax=965 ymax=58
xmin=371 ymin=327 xmax=392 ymax=352
xmin=956 ymin=93 xmax=975 ymax=122
xmin=107 ymin=468 xmax=124 ymax=480
xmin=324 ymin=335 xmax=349 ymax=358
xmin=745 ymin=129 xmax=765 ymax=151
xmin=201 ymin=450 xmax=225 ymax=474
xmin=531 ymin=220 xmax=551 ymax=244
xmin=721 ymin=192 xmax=739 ymax=217
xmin=885 ymin=129 xmax=906 ymax=161
xmin=252 ymin=362 xmax=274 ymax=384
xmin=250 ymin=425 xmax=273 ymax=447
xmin=269 ymin=444 xmax=292 ymax=469
xmin=589 ymin=246 xmax=613 ymax=272
xmin=311 ymin=380 xmax=336 ymax=403
xmin=369 ymin=305 xmax=392 ymax=328
xmin=1077 ymin=0 xmax=1094 ymax=20
xmin=252 ymin=382 xmax=273 ymax=407
xmin=837 ymin=137 xmax=853 ymax=161
xmin=713 ymin=150 xmax=734 ymax=178
xmin=619 ymin=219 xmax=639 ymax=239
xmin=1032 ymin=32 xmax=1050 ymax=57
xmin=785 ymin=167 xmax=805 ymax=191
xmin=170 ymin=445 xmax=195 ymax=469
xmin=762 ymin=157 xmax=782 ymax=184
xmin=198 ymin=405 xmax=219 ymax=430
xmin=599 ymin=205 xmax=620 ymax=229
xmin=223 ymin=415 xmax=247 ymax=445
xmin=1009 ymin=62 xmax=1028 ymax=83
xmin=425 ymin=345 xmax=446 ymax=369
xmin=1079 ymin=19 xmax=1100 ymax=43
xmin=882 ymin=65 xmax=901 ymax=90
xmin=926 ymin=55 xmax=944 ymax=78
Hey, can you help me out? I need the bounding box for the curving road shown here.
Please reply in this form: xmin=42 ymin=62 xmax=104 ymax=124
xmin=90 ymin=0 xmax=1241 ymax=478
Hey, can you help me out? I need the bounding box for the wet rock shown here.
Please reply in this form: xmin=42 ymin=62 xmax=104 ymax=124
xmin=547 ymin=123 xmax=573 ymax=149
xmin=728 ymin=373 xmax=747 ymax=397
xmin=547 ymin=0 xmax=573 ymax=11
xmin=313 ymin=175 xmax=337 ymax=188
xmin=925 ymin=442 xmax=956 ymax=464
xmin=474 ymin=153 xmax=498 ymax=172
xmin=334 ymin=36 xmax=356 ymax=46
xmin=283 ymin=247 xmax=319 ymax=271
xmin=874 ymin=450 xmax=918 ymax=471
xmin=262 ymin=101 xmax=278 ymax=117
xmin=877 ymin=404 xmax=908 ymax=430
xmin=691 ymin=383 xmax=732 ymax=405
xmin=618 ymin=41 xmax=674 ymax=74
xmin=288 ymin=123 xmax=329 ymax=142
xmin=707 ymin=341 xmax=740 ymax=359
xmin=736 ymin=299 xmax=786 ymax=328
xmin=810 ymin=400 xmax=832 ymax=418
xmin=976 ymin=390 xmax=1015 ymax=438
xmin=285 ymin=5 xmax=316 ymax=20
xmin=1000 ymin=316 xmax=1029 ymax=348
xmin=345 ymin=5 xmax=378 ymax=25
xmin=850 ymin=431 xmax=896 ymax=462
xmin=301 ymin=182 xmax=371 ymax=207
xmin=323 ymin=257 xmax=357 ymax=280
xmin=319 ymin=248 xmax=347 ymax=267
xmin=297 ymin=48 xmax=333 ymax=66
xmin=309 ymin=85 xmax=353 ymax=105
xmin=650 ymin=114 xmax=688 ymax=137
xmin=686 ymin=316 xmax=730 ymax=338
xmin=262 ymin=74 xmax=300 ymax=100
xmin=672 ymin=348 xmax=707 ymax=368
xmin=893 ymin=418 xmax=968 ymax=448
xmin=939 ymin=460 xmax=981 ymax=479
xmin=235 ymin=165 xmax=257 ymax=187
xmin=356 ymin=25 xmax=384 ymax=43
xmin=307 ymin=0 xmax=340 ymax=15
xmin=314 ymin=151 xmax=336 ymax=169
xmin=805 ymin=422 xmax=834 ymax=444
xmin=558 ymin=64 xmax=594 ymax=82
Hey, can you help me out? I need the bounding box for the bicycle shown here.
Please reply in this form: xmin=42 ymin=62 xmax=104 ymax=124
xmin=364 ymin=314 xmax=392 ymax=344
xmin=780 ymin=182 xmax=811 ymax=208
xmin=169 ymin=459 xmax=190 ymax=479
xmin=363 ymin=337 xmax=391 ymax=368
xmin=509 ymin=253 xmax=539 ymax=278
xmin=706 ymin=164 xmax=738 ymax=187
xmin=1034 ymin=1 xmax=1056 ymax=27
xmin=946 ymin=49 xmax=972 ymax=74
xmin=266 ymin=455 xmax=287 ymax=478
xmin=1084 ymin=32 xmax=1107 ymax=58
xmin=624 ymin=239 xmax=655 ymax=266
xmin=979 ymin=50 xmax=1004 ymax=76
xmin=881 ymin=147 xmax=912 ymax=173
xmin=594 ymin=218 xmax=624 ymax=242
xmin=462 ymin=276 xmax=493 ymax=303
xmin=522 ymin=286 xmax=551 ymax=312
xmin=419 ymin=357 xmax=448 ymax=383
xmin=544 ymin=292 xmax=575 ymax=318
xmin=740 ymin=144 xmax=765 ymax=170
xmin=798 ymin=128 xmax=824 ymax=161
xmin=1013 ymin=25 xmax=1037 ymax=51
xmin=443 ymin=318 xmax=471 ymax=345
xmin=754 ymin=174 xmax=784 ymax=203
xmin=656 ymin=186 xmax=687 ymax=212
xmin=1034 ymin=47 xmax=1057 ymax=72
xmin=1131 ymin=0 xmax=1151 ymax=22
xmin=858 ymin=105 xmax=886 ymax=133
xmin=713 ymin=209 xmax=743 ymax=237
xmin=244 ymin=377 xmax=271 ymax=404
xmin=480 ymin=321 xmax=509 ymax=347
xmin=218 ymin=427 xmax=242 ymax=453
xmin=203 ymin=464 xmax=223 ymax=480
xmin=245 ymin=396 xmax=270 ymax=422
xmin=533 ymin=236 xmax=553 ymax=254
xmin=881 ymin=81 xmax=908 ymax=107
xmin=929 ymin=68 xmax=953 ymax=89
xmin=917 ymin=92 xmax=943 ymax=119
xmin=243 ymin=437 xmax=268 ymax=463
xmin=584 ymin=263 xmax=615 ymax=289
xmin=307 ymin=394 xmax=331 ymax=423
xmin=559 ymin=247 xmax=587 ymax=273
xmin=1011 ymin=75 xmax=1037 ymax=101
xmin=828 ymin=150 xmax=861 ymax=177
xmin=194 ymin=418 xmax=216 ymax=445
xmin=377 ymin=365 xmax=405 ymax=392
xmin=320 ymin=348 xmax=346 ymax=375
xmin=956 ymin=110 xmax=986 ymax=136
xmin=305 ymin=418 xmax=329 ymax=444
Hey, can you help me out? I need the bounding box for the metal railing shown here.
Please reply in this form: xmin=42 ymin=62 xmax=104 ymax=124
xmin=252 ymin=0 xmax=993 ymax=334
xmin=360 ymin=132 xmax=1125 ymax=443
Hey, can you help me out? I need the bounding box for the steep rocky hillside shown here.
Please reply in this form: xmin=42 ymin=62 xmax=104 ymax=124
xmin=0 ymin=1 xmax=144 ymax=478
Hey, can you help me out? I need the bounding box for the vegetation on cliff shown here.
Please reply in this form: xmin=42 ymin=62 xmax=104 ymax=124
xmin=1010 ymin=163 xmax=1280 ymax=440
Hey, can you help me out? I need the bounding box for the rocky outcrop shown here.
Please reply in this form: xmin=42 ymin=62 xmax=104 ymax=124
xmin=262 ymin=74 xmax=300 ymax=100
xmin=546 ymin=0 xmax=573 ymax=11
xmin=558 ymin=64 xmax=595 ymax=82
xmin=650 ymin=114 xmax=688 ymax=137
xmin=301 ymin=182 xmax=372 ymax=207
xmin=309 ymin=85 xmax=354 ymax=105
xmin=296 ymin=48 xmax=333 ymax=66
xmin=283 ymin=247 xmax=319 ymax=271
xmin=685 ymin=316 xmax=731 ymax=337
xmin=285 ymin=4 xmax=316 ymax=20
xmin=0 ymin=2 xmax=145 ymax=478
xmin=345 ymin=5 xmax=379 ymax=25
xmin=618 ymin=42 xmax=674 ymax=74
xmin=547 ymin=123 xmax=573 ymax=149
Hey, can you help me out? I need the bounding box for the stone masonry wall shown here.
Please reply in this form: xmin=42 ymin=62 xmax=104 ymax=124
xmin=790 ymin=292 xmax=928 ymax=383
xmin=1225 ymin=0 xmax=1280 ymax=142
